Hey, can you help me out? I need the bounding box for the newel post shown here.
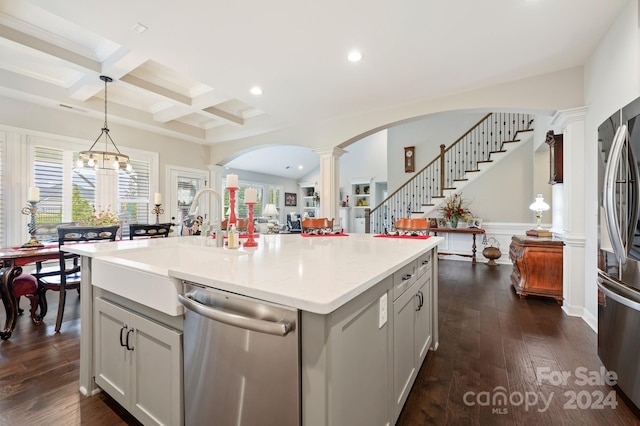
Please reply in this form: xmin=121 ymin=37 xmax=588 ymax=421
xmin=439 ymin=144 xmax=446 ymax=197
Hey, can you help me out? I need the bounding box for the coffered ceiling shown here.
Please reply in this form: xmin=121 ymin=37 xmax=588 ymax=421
xmin=0 ymin=0 xmax=630 ymax=178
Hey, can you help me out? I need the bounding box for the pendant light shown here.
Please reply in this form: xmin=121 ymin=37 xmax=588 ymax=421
xmin=76 ymin=75 xmax=132 ymax=171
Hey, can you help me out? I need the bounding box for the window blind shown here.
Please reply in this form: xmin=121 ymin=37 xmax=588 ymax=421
xmin=0 ymin=136 xmax=4 ymax=247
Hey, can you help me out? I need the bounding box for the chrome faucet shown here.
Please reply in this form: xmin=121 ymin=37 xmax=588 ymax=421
xmin=182 ymin=187 xmax=224 ymax=247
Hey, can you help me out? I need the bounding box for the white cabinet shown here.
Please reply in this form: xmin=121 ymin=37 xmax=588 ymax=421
xmin=339 ymin=207 xmax=350 ymax=232
xmin=351 ymin=178 xmax=372 ymax=232
xmin=94 ymin=297 xmax=183 ymax=426
xmin=299 ymin=182 xmax=319 ymax=217
xmin=352 ymin=182 xmax=372 ymax=208
xmin=415 ymin=253 xmax=433 ymax=366
xmin=392 ymin=251 xmax=432 ymax=421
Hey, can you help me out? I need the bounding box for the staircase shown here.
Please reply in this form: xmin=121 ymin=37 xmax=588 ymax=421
xmin=368 ymin=112 xmax=534 ymax=234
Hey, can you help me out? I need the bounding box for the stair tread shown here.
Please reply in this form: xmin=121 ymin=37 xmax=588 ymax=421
xmin=373 ymin=115 xmax=531 ymax=228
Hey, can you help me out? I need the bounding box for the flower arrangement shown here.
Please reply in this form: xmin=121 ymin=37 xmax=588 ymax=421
xmin=439 ymin=193 xmax=473 ymax=223
xmin=80 ymin=206 xmax=121 ymax=226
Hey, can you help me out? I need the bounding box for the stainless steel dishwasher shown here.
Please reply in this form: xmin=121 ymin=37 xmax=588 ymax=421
xmin=178 ymin=281 xmax=300 ymax=426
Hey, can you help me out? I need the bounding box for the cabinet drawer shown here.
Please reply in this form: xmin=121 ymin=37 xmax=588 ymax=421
xmin=416 ymin=252 xmax=432 ymax=279
xmin=393 ymin=262 xmax=417 ymax=300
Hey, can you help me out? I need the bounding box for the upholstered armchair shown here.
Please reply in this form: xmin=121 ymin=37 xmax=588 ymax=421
xmin=287 ymin=212 xmax=302 ymax=233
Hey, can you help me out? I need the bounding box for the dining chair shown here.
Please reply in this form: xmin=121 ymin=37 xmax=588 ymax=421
xmin=36 ymin=225 xmax=119 ymax=332
xmin=0 ymin=267 xmax=40 ymax=326
xmin=129 ymin=223 xmax=173 ymax=239
xmin=301 ymin=217 xmax=334 ymax=233
xmin=286 ymin=213 xmax=302 ymax=233
xmin=32 ymin=222 xmax=80 ymax=281
xmin=395 ymin=218 xmax=430 ymax=235
xmin=221 ymin=218 xmax=249 ymax=233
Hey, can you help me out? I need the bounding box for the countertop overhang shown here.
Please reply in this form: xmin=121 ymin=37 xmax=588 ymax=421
xmin=65 ymin=234 xmax=442 ymax=315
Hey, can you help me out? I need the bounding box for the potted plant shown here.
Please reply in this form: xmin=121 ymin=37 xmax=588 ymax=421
xmin=439 ymin=193 xmax=472 ymax=228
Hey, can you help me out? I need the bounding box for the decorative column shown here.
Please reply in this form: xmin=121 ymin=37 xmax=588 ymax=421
xmin=550 ymin=107 xmax=587 ymax=320
xmin=314 ymin=147 xmax=346 ymax=227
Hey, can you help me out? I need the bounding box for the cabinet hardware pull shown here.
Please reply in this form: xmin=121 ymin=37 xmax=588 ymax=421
xmin=415 ymin=291 xmax=424 ymax=311
xmin=402 ymin=273 xmax=412 ymax=281
xmin=119 ymin=325 xmax=128 ymax=347
xmin=125 ymin=328 xmax=134 ymax=351
xmin=422 ymin=260 xmax=429 ymax=265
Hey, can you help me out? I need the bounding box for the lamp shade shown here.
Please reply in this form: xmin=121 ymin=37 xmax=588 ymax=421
xmin=263 ymin=204 xmax=279 ymax=216
xmin=529 ymin=194 xmax=550 ymax=212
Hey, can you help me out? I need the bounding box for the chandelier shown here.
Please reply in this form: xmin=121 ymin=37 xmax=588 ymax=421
xmin=76 ymin=75 xmax=132 ymax=171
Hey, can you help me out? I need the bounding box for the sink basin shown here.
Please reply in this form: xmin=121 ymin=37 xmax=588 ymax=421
xmin=90 ymin=242 xmax=247 ymax=316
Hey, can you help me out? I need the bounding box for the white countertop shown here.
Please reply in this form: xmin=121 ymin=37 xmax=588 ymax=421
xmin=66 ymin=234 xmax=442 ymax=315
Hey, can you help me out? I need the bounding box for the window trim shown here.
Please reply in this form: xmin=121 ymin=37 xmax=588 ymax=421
xmin=0 ymin=126 xmax=159 ymax=246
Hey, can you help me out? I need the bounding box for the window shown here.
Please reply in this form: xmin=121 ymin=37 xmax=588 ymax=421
xmin=118 ymin=158 xmax=151 ymax=226
xmin=0 ymin=134 xmax=4 ymax=246
xmin=31 ymin=138 xmax=156 ymax=241
xmin=33 ymin=146 xmax=85 ymax=242
xmin=222 ymin=178 xmax=283 ymax=223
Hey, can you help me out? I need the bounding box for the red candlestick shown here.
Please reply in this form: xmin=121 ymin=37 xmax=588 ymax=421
xmin=227 ymin=187 xmax=238 ymax=228
xmin=244 ymin=202 xmax=258 ymax=247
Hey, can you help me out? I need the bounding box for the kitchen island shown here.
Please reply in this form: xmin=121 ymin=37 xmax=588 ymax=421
xmin=66 ymin=233 xmax=442 ymax=426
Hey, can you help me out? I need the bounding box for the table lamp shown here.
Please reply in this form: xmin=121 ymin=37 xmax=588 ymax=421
xmin=526 ymin=194 xmax=551 ymax=237
xmin=263 ymin=203 xmax=279 ymax=233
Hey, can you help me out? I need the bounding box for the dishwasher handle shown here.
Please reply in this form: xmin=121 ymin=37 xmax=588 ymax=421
xmin=178 ymin=292 xmax=294 ymax=337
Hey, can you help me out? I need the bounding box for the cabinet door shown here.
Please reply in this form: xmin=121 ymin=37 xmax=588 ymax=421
xmin=415 ymin=275 xmax=432 ymax=366
xmin=129 ymin=313 xmax=183 ymax=426
xmin=94 ymin=298 xmax=131 ymax=409
xmin=393 ymin=283 xmax=418 ymax=419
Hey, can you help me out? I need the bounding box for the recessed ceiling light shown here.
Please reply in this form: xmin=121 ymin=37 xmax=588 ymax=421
xmin=347 ymin=50 xmax=362 ymax=62
xmin=298 ymin=165 xmax=304 ymax=170
xmin=250 ymin=86 xmax=263 ymax=95
xmin=132 ymin=23 xmax=148 ymax=34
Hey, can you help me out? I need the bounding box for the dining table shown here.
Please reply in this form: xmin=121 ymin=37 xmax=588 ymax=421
xmin=0 ymin=244 xmax=59 ymax=340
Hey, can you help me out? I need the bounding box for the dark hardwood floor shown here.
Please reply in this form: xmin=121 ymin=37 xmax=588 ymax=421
xmin=0 ymin=289 xmax=140 ymax=425
xmin=1 ymin=260 xmax=639 ymax=425
xmin=398 ymin=260 xmax=640 ymax=426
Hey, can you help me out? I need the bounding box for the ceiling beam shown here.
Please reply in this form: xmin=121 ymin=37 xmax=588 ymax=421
xmin=0 ymin=23 xmax=101 ymax=72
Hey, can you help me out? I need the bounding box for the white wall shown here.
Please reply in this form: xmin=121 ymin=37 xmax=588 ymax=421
xmin=386 ymin=112 xmax=487 ymax=192
xmin=583 ymin=0 xmax=640 ymax=326
xmin=339 ymin=130 xmax=388 ymax=198
xmin=460 ymin=137 xmax=537 ymax=223
xmin=0 ymin=96 xmax=212 ymax=197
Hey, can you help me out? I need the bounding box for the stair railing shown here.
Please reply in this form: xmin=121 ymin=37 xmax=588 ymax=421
xmin=368 ymin=112 xmax=533 ymax=233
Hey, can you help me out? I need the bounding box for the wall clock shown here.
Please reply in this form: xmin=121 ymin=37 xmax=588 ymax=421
xmin=404 ymin=146 xmax=415 ymax=173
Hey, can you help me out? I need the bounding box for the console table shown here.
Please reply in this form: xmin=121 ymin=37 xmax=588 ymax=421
xmin=429 ymin=227 xmax=486 ymax=265
xmin=509 ymin=235 xmax=563 ymax=303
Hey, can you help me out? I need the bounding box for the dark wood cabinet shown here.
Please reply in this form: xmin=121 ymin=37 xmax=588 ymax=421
xmin=546 ymin=130 xmax=563 ymax=184
xmin=509 ymin=235 xmax=563 ymax=303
